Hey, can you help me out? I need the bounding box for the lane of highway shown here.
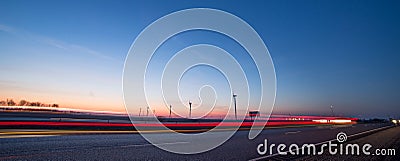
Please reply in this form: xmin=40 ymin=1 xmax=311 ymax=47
xmin=0 ymin=123 xmax=392 ymax=160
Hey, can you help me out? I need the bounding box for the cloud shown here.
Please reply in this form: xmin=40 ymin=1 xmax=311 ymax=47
xmin=0 ymin=24 xmax=114 ymax=61
xmin=0 ymin=24 xmax=16 ymax=33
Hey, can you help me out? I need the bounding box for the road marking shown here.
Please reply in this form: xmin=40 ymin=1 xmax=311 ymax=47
xmin=249 ymin=125 xmax=393 ymax=161
xmin=284 ymin=131 xmax=301 ymax=135
xmin=0 ymin=135 xmax=59 ymax=139
xmin=120 ymin=141 xmax=189 ymax=148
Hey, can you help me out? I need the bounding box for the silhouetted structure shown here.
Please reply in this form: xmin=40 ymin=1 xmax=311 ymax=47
xmin=189 ymin=101 xmax=192 ymax=118
xmin=169 ymin=105 xmax=172 ymax=118
xmin=249 ymin=111 xmax=260 ymax=121
xmin=233 ymin=93 xmax=237 ymax=120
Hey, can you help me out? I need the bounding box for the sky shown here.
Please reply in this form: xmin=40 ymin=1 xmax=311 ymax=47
xmin=0 ymin=0 xmax=399 ymax=118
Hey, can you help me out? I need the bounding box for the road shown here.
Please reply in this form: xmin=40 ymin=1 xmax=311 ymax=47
xmin=0 ymin=123 xmax=395 ymax=160
xmin=297 ymin=125 xmax=400 ymax=161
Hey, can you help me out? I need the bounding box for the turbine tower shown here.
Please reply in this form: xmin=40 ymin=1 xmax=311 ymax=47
xmin=189 ymin=101 xmax=192 ymax=119
xmin=169 ymin=105 xmax=172 ymax=118
xmin=330 ymin=105 xmax=334 ymax=117
xmin=233 ymin=93 xmax=238 ymax=120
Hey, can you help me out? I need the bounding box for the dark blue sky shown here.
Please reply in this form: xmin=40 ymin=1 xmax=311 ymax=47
xmin=0 ymin=0 xmax=399 ymax=118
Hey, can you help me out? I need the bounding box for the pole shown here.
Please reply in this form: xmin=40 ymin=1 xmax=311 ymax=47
xmin=139 ymin=108 xmax=141 ymax=117
xmin=146 ymin=106 xmax=149 ymax=117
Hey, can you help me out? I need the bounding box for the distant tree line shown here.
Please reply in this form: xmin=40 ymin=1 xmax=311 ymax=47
xmin=0 ymin=99 xmax=59 ymax=107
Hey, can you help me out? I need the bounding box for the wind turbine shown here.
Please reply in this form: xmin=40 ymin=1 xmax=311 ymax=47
xmin=233 ymin=92 xmax=238 ymax=120
xmin=169 ymin=105 xmax=172 ymax=118
xmin=189 ymin=101 xmax=192 ymax=119
xmin=330 ymin=105 xmax=335 ymax=117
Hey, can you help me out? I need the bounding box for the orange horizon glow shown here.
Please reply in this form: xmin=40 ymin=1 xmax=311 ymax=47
xmin=0 ymin=95 xmax=353 ymax=118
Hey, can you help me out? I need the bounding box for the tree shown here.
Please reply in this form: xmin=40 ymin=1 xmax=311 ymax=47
xmin=29 ymin=102 xmax=41 ymax=107
xmin=7 ymin=99 xmax=16 ymax=106
xmin=0 ymin=99 xmax=59 ymax=108
xmin=18 ymin=100 xmax=28 ymax=106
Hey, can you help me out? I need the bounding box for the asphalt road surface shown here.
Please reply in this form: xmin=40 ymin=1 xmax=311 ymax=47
xmin=297 ymin=126 xmax=400 ymax=161
xmin=0 ymin=123 xmax=395 ymax=161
